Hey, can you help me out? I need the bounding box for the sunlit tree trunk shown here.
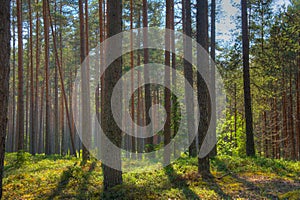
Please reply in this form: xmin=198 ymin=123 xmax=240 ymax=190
xmin=7 ymin=0 xmax=16 ymax=152
xmin=80 ymin=0 xmax=91 ymax=161
xmin=263 ymin=111 xmax=269 ymax=158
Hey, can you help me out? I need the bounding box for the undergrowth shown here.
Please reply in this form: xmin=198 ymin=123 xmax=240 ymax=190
xmin=3 ymin=153 xmax=300 ymax=199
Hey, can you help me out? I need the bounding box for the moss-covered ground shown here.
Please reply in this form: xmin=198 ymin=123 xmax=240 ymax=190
xmin=3 ymin=153 xmax=300 ymax=199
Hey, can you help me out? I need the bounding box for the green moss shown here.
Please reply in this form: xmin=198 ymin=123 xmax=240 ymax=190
xmin=279 ymin=190 xmax=300 ymax=200
xmin=2 ymin=153 xmax=300 ymax=199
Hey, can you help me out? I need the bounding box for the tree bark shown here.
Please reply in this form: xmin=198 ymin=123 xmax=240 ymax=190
xmin=197 ymin=0 xmax=211 ymax=177
xmin=0 ymin=0 xmax=10 ymax=197
xmin=80 ymin=0 xmax=91 ymax=161
xmin=28 ymin=0 xmax=36 ymax=155
xmin=289 ymin=68 xmax=296 ymax=159
xmin=164 ymin=0 xmax=172 ymax=165
xmin=297 ymin=45 xmax=300 ymax=160
xmin=130 ymin=0 xmax=136 ymax=157
xmin=183 ymin=0 xmax=196 ymax=157
xmin=143 ymin=0 xmax=153 ymax=153
xmin=43 ymin=0 xmax=51 ymax=155
xmin=101 ymin=0 xmax=123 ymax=190
xmin=16 ymin=0 xmax=24 ymax=152
xmin=241 ymin=0 xmax=255 ymax=157
xmin=35 ymin=0 xmax=40 ymax=154
xmin=54 ymin=0 xmax=60 ymax=155
xmin=210 ymin=0 xmax=217 ymax=157
xmin=282 ymin=71 xmax=288 ymax=159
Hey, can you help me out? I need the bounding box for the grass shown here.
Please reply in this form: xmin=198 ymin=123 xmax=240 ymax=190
xmin=3 ymin=153 xmax=300 ymax=199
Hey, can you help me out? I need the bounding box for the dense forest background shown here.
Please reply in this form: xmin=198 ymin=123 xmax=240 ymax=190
xmin=0 ymin=0 xmax=299 ymax=199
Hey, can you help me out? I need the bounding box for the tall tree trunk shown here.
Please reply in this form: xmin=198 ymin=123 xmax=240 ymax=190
xmin=101 ymin=0 xmax=123 ymax=190
xmin=289 ymin=68 xmax=296 ymax=160
xmin=0 ymin=0 xmax=10 ymax=197
xmin=136 ymin=11 xmax=143 ymax=159
xmin=241 ymin=0 xmax=255 ymax=157
xmin=234 ymin=83 xmax=237 ymax=147
xmin=197 ymin=0 xmax=211 ymax=177
xmin=274 ymin=97 xmax=280 ymax=159
xmin=171 ymin=0 xmax=178 ymax=158
xmin=80 ymin=0 xmax=91 ymax=161
xmin=28 ymin=0 xmax=36 ymax=155
xmin=164 ymin=0 xmax=172 ymax=165
xmin=46 ymin=0 xmax=76 ymax=156
xmin=25 ymin=57 xmax=29 ymax=151
xmin=16 ymin=0 xmax=24 ymax=152
xmin=143 ymin=0 xmax=153 ymax=153
xmin=60 ymin=95 xmax=65 ymax=155
xmin=59 ymin=0 xmax=63 ymax=156
xmin=38 ymin=81 xmax=45 ymax=153
xmin=130 ymin=0 xmax=136 ymax=158
xmin=183 ymin=0 xmax=196 ymax=157
xmin=297 ymin=45 xmax=300 ymax=160
xmin=35 ymin=0 xmax=40 ymax=154
xmin=210 ymin=0 xmax=217 ymax=157
xmin=43 ymin=0 xmax=51 ymax=155
xmin=263 ymin=111 xmax=269 ymax=157
xmin=97 ymin=0 xmax=104 ymax=158
xmin=282 ymin=71 xmax=288 ymax=159
xmin=10 ymin=0 xmax=16 ymax=152
xmin=53 ymin=0 xmax=60 ymax=155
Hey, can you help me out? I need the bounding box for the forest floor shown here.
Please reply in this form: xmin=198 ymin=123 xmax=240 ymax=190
xmin=2 ymin=152 xmax=300 ymax=199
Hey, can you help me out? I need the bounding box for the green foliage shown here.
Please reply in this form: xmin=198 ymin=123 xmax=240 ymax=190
xmin=217 ymin=112 xmax=246 ymax=157
xmin=3 ymin=153 xmax=300 ymax=199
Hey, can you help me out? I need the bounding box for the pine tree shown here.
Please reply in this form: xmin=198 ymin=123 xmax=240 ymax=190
xmin=101 ymin=0 xmax=123 ymax=190
xmin=197 ymin=0 xmax=211 ymax=177
xmin=242 ymin=0 xmax=255 ymax=157
xmin=43 ymin=0 xmax=51 ymax=155
xmin=16 ymin=0 xmax=24 ymax=152
xmin=0 ymin=0 xmax=10 ymax=197
xmin=183 ymin=0 xmax=196 ymax=157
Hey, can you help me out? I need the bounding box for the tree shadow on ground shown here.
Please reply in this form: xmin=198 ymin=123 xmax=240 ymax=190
xmin=164 ymin=165 xmax=201 ymax=199
xmin=47 ymin=164 xmax=78 ymax=200
xmin=75 ymin=161 xmax=97 ymax=199
xmin=231 ymin=173 xmax=300 ymax=199
xmin=213 ymin=158 xmax=300 ymax=199
xmin=203 ymin=176 xmax=232 ymax=199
